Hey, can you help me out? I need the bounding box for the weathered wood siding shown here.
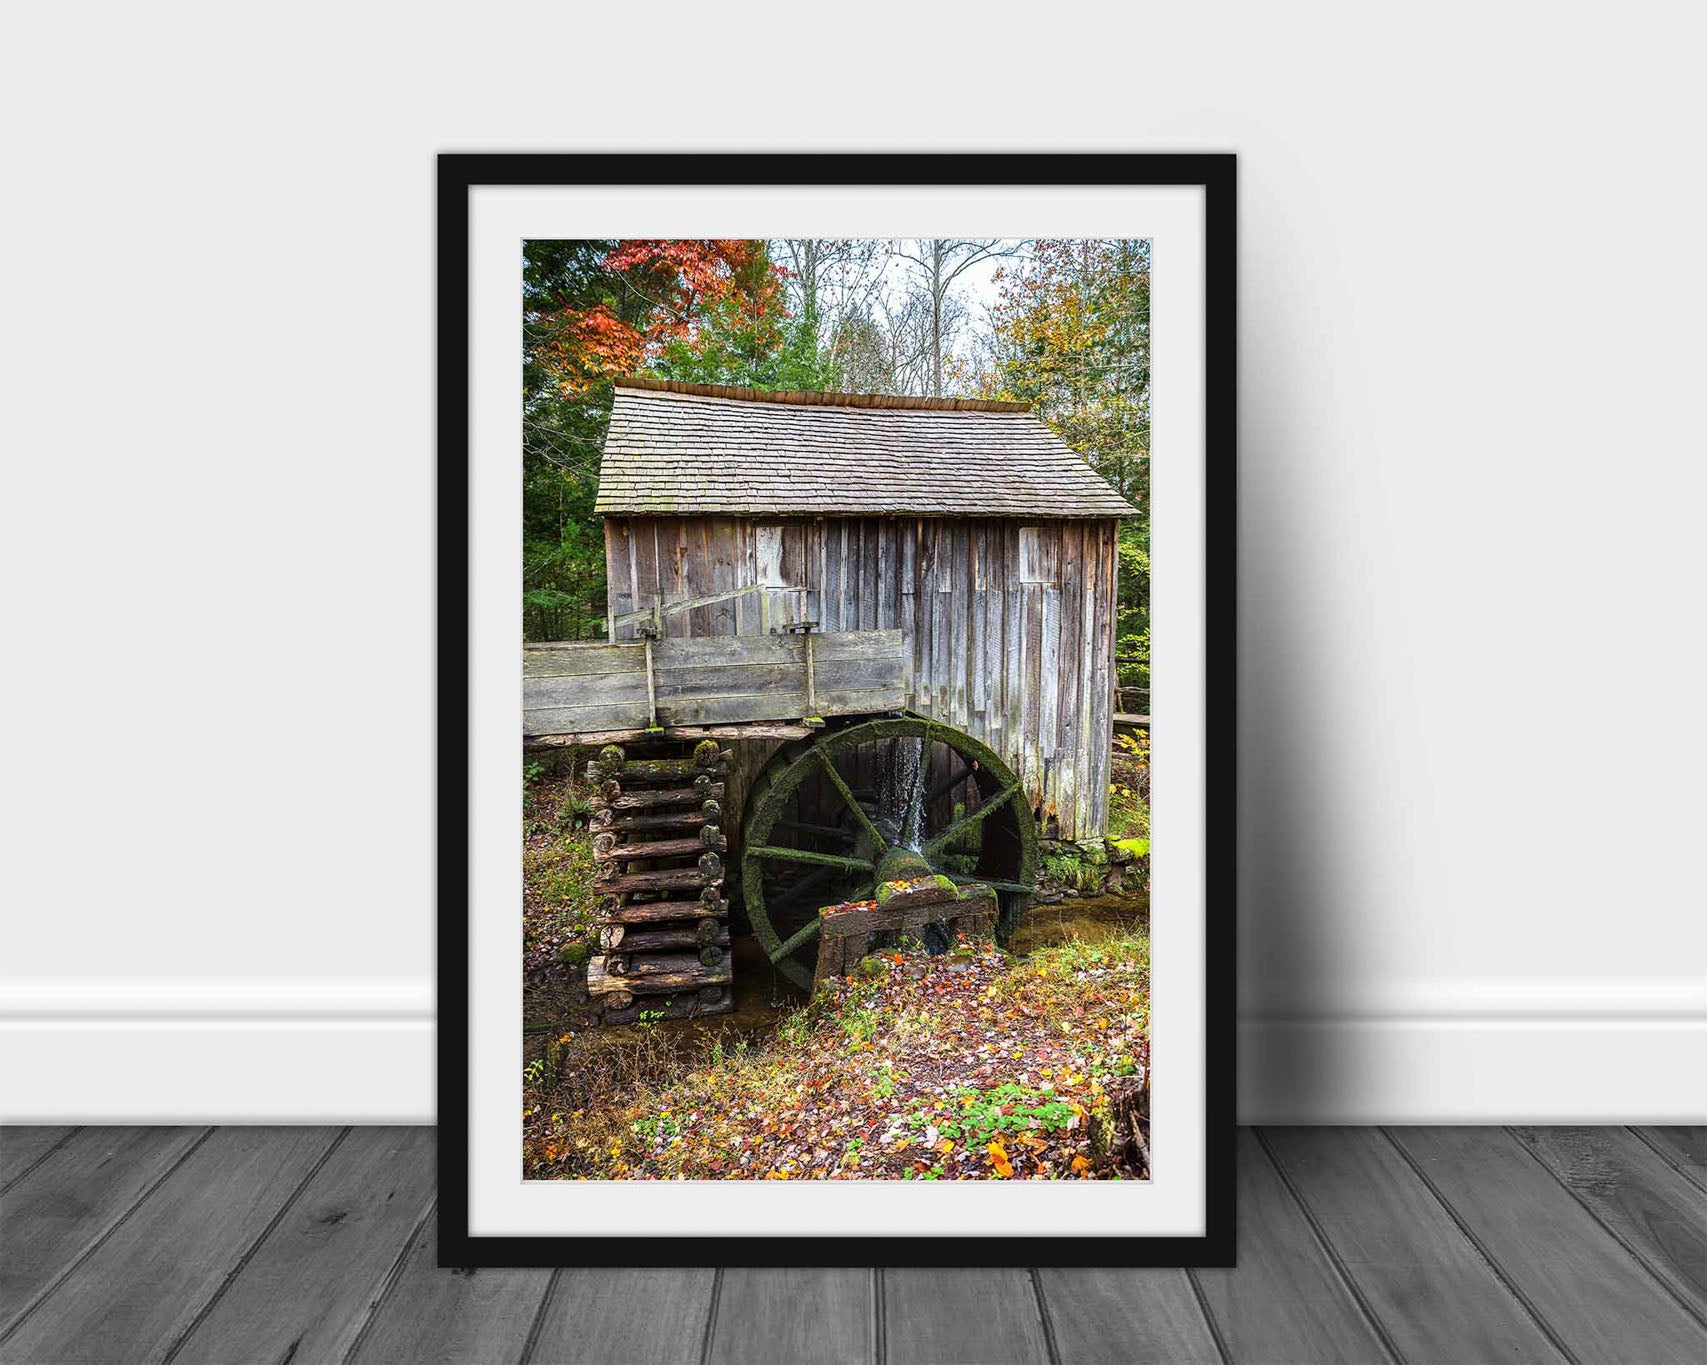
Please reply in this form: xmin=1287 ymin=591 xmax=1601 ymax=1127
xmin=525 ymin=631 xmax=905 ymax=735
xmin=604 ymin=516 xmax=1119 ymax=839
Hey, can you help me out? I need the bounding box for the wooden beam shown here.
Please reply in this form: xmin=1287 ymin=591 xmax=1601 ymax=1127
xmin=528 ymin=724 xmax=812 ymax=748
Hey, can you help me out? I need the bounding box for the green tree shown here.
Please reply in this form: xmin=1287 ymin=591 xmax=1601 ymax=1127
xmin=522 ymin=240 xmax=621 ymax=641
xmin=521 ymin=240 xmax=790 ymax=639
xmin=982 ymin=241 xmax=1152 ymax=688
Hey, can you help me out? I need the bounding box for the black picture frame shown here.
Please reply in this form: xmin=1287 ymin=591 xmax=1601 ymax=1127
xmin=438 ymin=153 xmax=1236 ymax=1267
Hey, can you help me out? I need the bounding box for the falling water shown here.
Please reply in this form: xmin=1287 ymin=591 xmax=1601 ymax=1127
xmin=879 ymin=736 xmax=928 ymax=853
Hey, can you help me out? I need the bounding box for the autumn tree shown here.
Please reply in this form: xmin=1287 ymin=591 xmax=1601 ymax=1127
xmin=531 ymin=239 xmax=787 ymax=394
xmin=521 ymin=240 xmax=624 ymax=640
xmin=647 ymin=242 xmax=788 ymax=387
xmin=520 ymin=236 xmax=1148 ymax=650
xmin=521 ymin=239 xmax=790 ymax=638
xmin=982 ymin=239 xmax=1152 ymax=679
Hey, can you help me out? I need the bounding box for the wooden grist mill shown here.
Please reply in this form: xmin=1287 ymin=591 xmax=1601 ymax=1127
xmin=525 ymin=378 xmax=1136 ymax=1020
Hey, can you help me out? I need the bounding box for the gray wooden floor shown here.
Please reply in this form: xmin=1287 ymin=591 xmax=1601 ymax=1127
xmin=1 ymin=1128 xmax=1702 ymax=1364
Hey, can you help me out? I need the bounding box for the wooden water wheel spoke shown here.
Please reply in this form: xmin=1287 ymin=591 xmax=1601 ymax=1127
xmin=768 ymin=916 xmax=823 ymax=963
xmin=746 ymin=845 xmax=875 ymax=873
xmin=925 ymin=758 xmax=976 ymax=807
xmin=922 ymin=780 xmax=1023 ymax=858
xmin=744 ymin=717 xmax=1037 ymax=989
xmin=765 ymin=864 xmax=840 ymax=912
xmin=772 ymin=818 xmax=860 ymax=840
xmin=944 ymin=873 xmax=1034 ymax=895
xmin=812 ymin=747 xmax=886 ymax=853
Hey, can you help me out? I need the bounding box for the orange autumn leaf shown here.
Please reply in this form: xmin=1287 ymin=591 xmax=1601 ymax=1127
xmin=1070 ymin=1155 xmax=1093 ymax=1173
xmin=987 ymin=1140 xmax=1014 ymax=1178
xmin=531 ymin=240 xmax=786 ymax=396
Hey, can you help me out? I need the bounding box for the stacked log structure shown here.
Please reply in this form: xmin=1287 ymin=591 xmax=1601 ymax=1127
xmin=585 ymin=740 xmax=735 ymax=1024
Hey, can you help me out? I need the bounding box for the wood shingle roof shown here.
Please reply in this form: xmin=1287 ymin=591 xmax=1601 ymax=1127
xmin=594 ymin=379 xmax=1137 ymax=519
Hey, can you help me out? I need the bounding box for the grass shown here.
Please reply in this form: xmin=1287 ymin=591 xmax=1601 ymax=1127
xmin=1107 ymin=731 xmax=1151 ymax=843
xmin=523 ymin=926 xmax=1150 ymax=1182
xmin=523 ymin=763 xmax=601 ymax=972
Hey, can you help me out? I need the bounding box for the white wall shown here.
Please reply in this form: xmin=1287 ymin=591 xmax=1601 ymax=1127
xmin=3 ymin=1 xmax=1702 ymax=1122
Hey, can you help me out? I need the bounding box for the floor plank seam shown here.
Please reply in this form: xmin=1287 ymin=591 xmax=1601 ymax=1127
xmin=516 ymin=1268 xmax=562 ymax=1365
xmin=336 ymin=1193 xmax=440 ymax=1365
xmin=1379 ymin=1129 xmax=1581 ymax=1365
xmin=1182 ymin=1268 xmax=1233 ymax=1365
xmin=1626 ymin=1126 xmax=1707 ymax=1199
xmin=873 ymin=1267 xmax=887 ymax=1365
xmin=0 ymin=1126 xmax=216 ymax=1347
xmin=697 ymin=1267 xmax=725 ymax=1365
xmin=1253 ymin=1128 xmax=1408 ymax=1365
xmin=0 ymin=1127 xmax=82 ymax=1196
xmin=160 ymin=1126 xmax=353 ymax=1364
xmin=1026 ymin=1268 xmax=1064 ymax=1365
xmin=1505 ymin=1126 xmax=1707 ymax=1338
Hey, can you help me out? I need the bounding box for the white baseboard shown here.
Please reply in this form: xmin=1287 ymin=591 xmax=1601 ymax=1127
xmin=0 ymin=1018 xmax=436 ymax=1123
xmin=4 ymin=977 xmax=1704 ymax=1123
xmin=1239 ymin=1015 xmax=1707 ymax=1123
xmin=0 ymin=976 xmax=436 ymax=1123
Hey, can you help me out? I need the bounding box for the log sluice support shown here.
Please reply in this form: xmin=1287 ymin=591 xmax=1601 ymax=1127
xmin=583 ymin=740 xmax=735 ymax=1025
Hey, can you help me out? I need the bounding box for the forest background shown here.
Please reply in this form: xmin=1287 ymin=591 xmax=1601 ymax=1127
xmin=521 ymin=238 xmax=1151 ymax=690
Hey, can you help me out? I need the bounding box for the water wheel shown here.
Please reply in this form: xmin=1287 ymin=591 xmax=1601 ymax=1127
xmin=742 ymin=716 xmax=1037 ymax=989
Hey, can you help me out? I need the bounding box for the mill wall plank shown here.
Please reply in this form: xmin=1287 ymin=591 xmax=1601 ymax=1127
xmin=600 ymin=513 xmax=1123 ymax=837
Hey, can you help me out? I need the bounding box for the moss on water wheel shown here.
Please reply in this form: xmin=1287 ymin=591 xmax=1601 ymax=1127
xmin=742 ymin=716 xmax=1037 ymax=990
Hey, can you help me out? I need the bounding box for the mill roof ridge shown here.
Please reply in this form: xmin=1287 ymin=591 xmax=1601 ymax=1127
xmin=610 ymin=376 xmax=1033 ymax=413
xmin=595 ymin=380 xmax=1138 ymax=519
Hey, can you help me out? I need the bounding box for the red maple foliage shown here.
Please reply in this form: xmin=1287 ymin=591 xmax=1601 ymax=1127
xmin=534 ymin=240 xmax=783 ymax=395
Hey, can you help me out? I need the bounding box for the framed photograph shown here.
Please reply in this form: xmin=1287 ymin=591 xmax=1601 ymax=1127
xmin=440 ymin=153 xmax=1235 ymax=1265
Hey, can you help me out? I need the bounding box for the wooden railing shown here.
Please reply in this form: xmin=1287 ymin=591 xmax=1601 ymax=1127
xmin=1114 ymin=653 xmax=1149 ymax=730
xmin=525 ymin=629 xmax=905 ymax=738
xmin=609 ymin=583 xmax=811 ymax=640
